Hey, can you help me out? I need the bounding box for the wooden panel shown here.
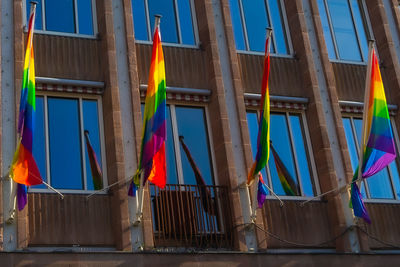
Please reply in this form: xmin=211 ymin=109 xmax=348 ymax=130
xmin=28 ymin=193 xmax=114 ymax=246
xmin=364 ymin=203 xmax=400 ymax=249
xmin=263 ymin=200 xmax=334 ymax=248
xmin=33 ymin=34 xmax=102 ymax=81
xmin=332 ymin=63 xmax=366 ymax=102
xmin=238 ymin=54 xmax=304 ymax=96
xmin=136 ymin=44 xmax=208 ymax=89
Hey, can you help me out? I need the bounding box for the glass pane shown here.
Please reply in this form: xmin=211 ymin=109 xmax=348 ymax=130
xmin=175 ymin=107 xmax=214 ymax=185
xmin=132 ymin=0 xmax=149 ymax=41
xmin=177 ymin=0 xmax=195 ymax=45
xmin=166 ymin=106 xmax=178 ymax=184
xmin=83 ymin=100 xmax=102 ymax=190
xmin=246 ymin=111 xmax=269 ymax=192
xmin=269 ymin=113 xmax=300 ymax=196
xmin=45 ymin=0 xmax=75 ymax=33
xmin=229 ymin=0 xmax=246 ymax=50
xmin=242 ymin=0 xmax=269 ymax=52
xmin=267 ymin=0 xmax=288 ymax=54
xmin=342 ymin=118 xmax=359 ymax=171
xmin=367 ymin=169 xmax=394 ymax=199
xmin=389 ymin=160 xmax=400 ymax=199
xmin=77 ymin=0 xmax=94 ymax=35
xmin=26 ymin=0 xmax=43 ymax=30
xmin=317 ymin=0 xmax=336 ymax=59
xmin=290 ymin=114 xmax=314 ymax=196
xmin=350 ymin=0 xmax=368 ymax=61
xmin=48 ymin=97 xmax=83 ymax=189
xmin=148 ymin=0 xmax=178 ymax=43
xmin=31 ymin=96 xmax=47 ymax=189
xmin=327 ymin=0 xmax=362 ymax=61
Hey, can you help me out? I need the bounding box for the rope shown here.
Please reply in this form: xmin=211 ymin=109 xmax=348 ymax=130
xmin=233 ymin=222 xmax=400 ymax=249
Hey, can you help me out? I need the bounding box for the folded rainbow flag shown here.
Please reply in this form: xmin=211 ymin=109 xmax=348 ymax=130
xmin=350 ymin=47 xmax=396 ymax=223
xmin=10 ymin=6 xmax=42 ymax=210
xmin=271 ymin=144 xmax=299 ymax=196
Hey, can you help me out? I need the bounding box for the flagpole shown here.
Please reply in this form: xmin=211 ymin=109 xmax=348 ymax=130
xmin=134 ymin=14 xmax=162 ymax=226
xmin=356 ymin=40 xmax=375 ymax=194
xmin=250 ymin=27 xmax=272 ymax=222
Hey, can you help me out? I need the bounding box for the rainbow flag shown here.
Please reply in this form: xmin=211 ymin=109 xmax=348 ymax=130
xmin=9 ymin=6 xmax=42 ymax=210
xmin=257 ymin=174 xmax=268 ymax=208
xmin=247 ymin=34 xmax=271 ymax=185
xmin=271 ymin=144 xmax=299 ymax=196
xmin=350 ymin=47 xmax=396 ymax=223
xmin=84 ymin=130 xmax=103 ymax=190
xmin=129 ymin=24 xmax=166 ymax=196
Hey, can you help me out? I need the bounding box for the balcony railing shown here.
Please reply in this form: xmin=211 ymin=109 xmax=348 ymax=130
xmin=150 ymin=184 xmax=233 ymax=249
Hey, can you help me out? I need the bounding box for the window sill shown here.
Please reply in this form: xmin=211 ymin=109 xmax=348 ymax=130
xmin=329 ymin=59 xmax=367 ymax=66
xmin=28 ymin=188 xmax=108 ymax=195
xmin=364 ymin=198 xmax=400 ymax=204
xmin=135 ymin=39 xmax=199 ymax=49
xmin=237 ymin=49 xmax=294 ymax=59
xmin=24 ymin=28 xmax=98 ymax=40
xmin=264 ymin=195 xmax=323 ymax=202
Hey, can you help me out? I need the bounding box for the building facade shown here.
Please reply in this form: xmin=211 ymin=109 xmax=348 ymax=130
xmin=1 ymin=0 xmax=400 ymax=265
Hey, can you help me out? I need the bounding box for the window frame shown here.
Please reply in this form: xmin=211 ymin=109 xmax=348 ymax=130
xmin=134 ymin=0 xmax=200 ymax=49
xmin=342 ymin=114 xmax=400 ymax=203
xmin=23 ymin=0 xmax=98 ymax=39
xmin=232 ymin=0 xmax=293 ymax=57
xmin=29 ymin=91 xmax=108 ymax=194
xmin=247 ymin=108 xmax=320 ymax=200
xmin=319 ymin=0 xmax=372 ymax=64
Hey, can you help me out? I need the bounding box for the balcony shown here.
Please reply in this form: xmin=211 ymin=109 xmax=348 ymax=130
xmin=150 ymin=184 xmax=233 ymax=249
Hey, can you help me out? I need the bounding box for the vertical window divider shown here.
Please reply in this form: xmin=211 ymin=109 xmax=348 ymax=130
xmin=385 ymin=157 xmax=397 ymax=200
xmin=190 ymin=0 xmax=200 ymax=46
xmin=347 ymin=0 xmax=365 ymax=62
xmin=43 ymin=95 xmax=51 ymax=188
xmin=174 ymin=0 xmax=183 ymax=44
xmin=301 ymin=112 xmax=320 ymax=195
xmin=78 ymin=98 xmax=88 ymax=190
xmin=73 ymin=0 xmax=80 ymax=34
xmin=97 ymin=96 xmax=108 ymax=188
xmin=91 ymin=0 xmax=98 ymax=35
xmin=390 ymin=117 xmax=400 ymax=200
xmin=238 ymin=0 xmax=250 ymax=51
xmin=204 ymin=106 xmax=218 ymax=186
xmin=286 ymin=112 xmax=305 ymax=196
xmin=42 ymin=0 xmax=47 ymax=31
xmin=279 ymin=0 xmax=293 ymax=55
xmin=170 ymin=105 xmax=184 ymax=185
xmin=144 ymin=0 xmax=152 ymax=41
xmin=323 ymin=0 xmax=340 ymax=59
xmin=264 ymin=0 xmax=278 ymax=53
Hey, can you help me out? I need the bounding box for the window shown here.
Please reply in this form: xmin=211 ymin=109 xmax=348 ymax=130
xmin=25 ymin=0 xmax=96 ymax=36
xmin=132 ymin=0 xmax=198 ymax=46
xmin=317 ymin=0 xmax=369 ymax=62
xmin=142 ymin=104 xmax=215 ymax=185
xmin=247 ymin=111 xmax=317 ymax=197
xmin=343 ymin=116 xmax=400 ymax=200
xmin=229 ymin=0 xmax=291 ymax=54
xmin=31 ymin=93 xmax=106 ymax=192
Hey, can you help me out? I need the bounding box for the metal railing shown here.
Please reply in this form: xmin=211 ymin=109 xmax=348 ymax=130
xmin=150 ymin=184 xmax=233 ymax=249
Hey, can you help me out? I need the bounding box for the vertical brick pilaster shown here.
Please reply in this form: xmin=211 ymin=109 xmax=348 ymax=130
xmin=285 ymin=0 xmax=357 ymax=252
xmin=193 ymin=0 xmax=247 ymax=251
xmin=96 ymin=0 xmax=131 ymax=251
xmin=121 ymin=0 xmax=154 ymax=249
xmin=0 ymin=0 xmax=3 ymax=252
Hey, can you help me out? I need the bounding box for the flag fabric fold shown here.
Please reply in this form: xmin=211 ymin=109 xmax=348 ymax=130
xmin=350 ymin=47 xmax=396 ymax=223
xmin=257 ymin=174 xmax=268 ymax=208
xmin=247 ymin=34 xmax=271 ymax=186
xmin=129 ymin=24 xmax=166 ymax=196
xmin=270 ymin=144 xmax=299 ymax=196
xmin=9 ymin=6 xmax=42 ymax=210
xmin=84 ymin=130 xmax=103 ymax=190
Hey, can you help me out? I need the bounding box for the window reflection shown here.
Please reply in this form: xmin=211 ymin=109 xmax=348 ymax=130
xmin=132 ymin=0 xmax=197 ymax=45
xmin=26 ymin=0 xmax=95 ymax=35
xmin=247 ymin=111 xmax=315 ymax=197
xmin=31 ymin=95 xmax=104 ymax=192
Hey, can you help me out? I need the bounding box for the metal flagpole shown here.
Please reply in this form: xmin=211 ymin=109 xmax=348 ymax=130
xmin=250 ymin=27 xmax=273 ymax=222
xmin=134 ymin=14 xmax=162 ymax=226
